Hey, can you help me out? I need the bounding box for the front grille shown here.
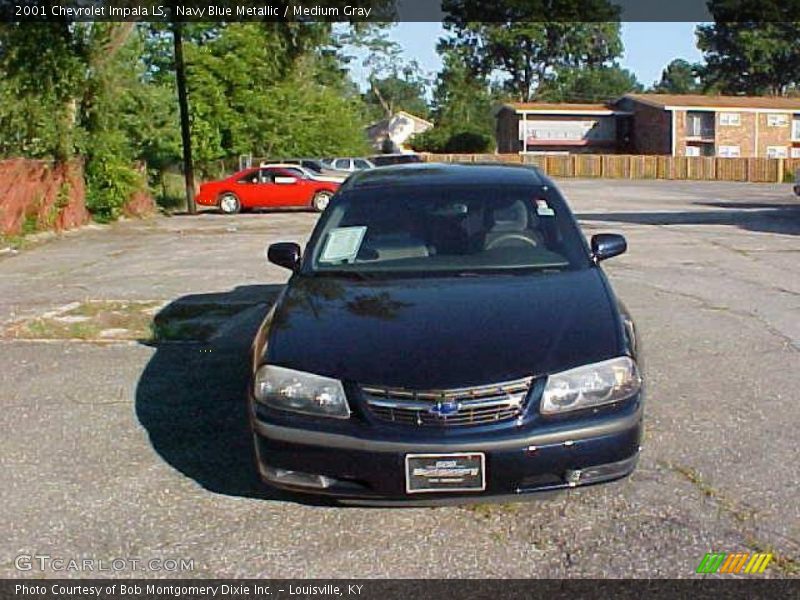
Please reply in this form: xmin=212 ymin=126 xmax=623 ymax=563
xmin=360 ymin=377 xmax=533 ymax=427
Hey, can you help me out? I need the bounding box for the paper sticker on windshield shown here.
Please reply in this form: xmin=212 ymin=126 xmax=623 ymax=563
xmin=535 ymin=199 xmax=555 ymax=217
xmin=319 ymin=226 xmax=367 ymax=263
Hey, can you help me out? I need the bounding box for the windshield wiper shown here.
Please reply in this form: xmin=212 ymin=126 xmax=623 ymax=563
xmin=454 ymin=267 xmax=565 ymax=277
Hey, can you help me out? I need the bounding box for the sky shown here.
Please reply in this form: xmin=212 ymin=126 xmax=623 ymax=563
xmin=347 ymin=22 xmax=705 ymax=92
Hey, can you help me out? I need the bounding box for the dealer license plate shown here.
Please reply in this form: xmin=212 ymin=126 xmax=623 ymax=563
xmin=405 ymin=452 xmax=486 ymax=493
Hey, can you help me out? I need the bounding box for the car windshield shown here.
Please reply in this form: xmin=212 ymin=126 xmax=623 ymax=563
xmin=303 ymin=160 xmax=324 ymax=173
xmin=371 ymin=155 xmax=421 ymax=166
xmin=308 ymin=185 xmax=589 ymax=276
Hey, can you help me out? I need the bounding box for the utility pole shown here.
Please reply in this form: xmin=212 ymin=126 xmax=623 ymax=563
xmin=172 ymin=20 xmax=196 ymax=215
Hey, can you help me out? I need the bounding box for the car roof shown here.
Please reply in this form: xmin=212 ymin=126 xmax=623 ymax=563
xmin=259 ymin=163 xmax=305 ymax=169
xmin=343 ymin=162 xmax=545 ymax=190
xmin=370 ymin=153 xmax=419 ymax=158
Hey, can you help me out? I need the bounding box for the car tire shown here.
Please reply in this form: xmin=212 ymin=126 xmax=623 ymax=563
xmin=218 ymin=193 xmax=241 ymax=215
xmin=312 ymin=190 xmax=333 ymax=212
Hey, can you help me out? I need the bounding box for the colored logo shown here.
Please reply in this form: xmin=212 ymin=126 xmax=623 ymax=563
xmin=696 ymin=552 xmax=772 ymax=574
xmin=429 ymin=400 xmax=460 ymax=417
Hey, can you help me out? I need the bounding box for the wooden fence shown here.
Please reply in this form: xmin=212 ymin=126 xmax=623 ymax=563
xmin=422 ymin=153 xmax=800 ymax=184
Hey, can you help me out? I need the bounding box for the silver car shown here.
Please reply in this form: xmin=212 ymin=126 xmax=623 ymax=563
xmin=321 ymin=157 xmax=375 ymax=172
xmin=259 ymin=163 xmax=346 ymax=184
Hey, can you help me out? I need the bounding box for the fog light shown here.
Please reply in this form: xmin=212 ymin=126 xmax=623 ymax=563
xmin=262 ymin=466 xmax=336 ymax=489
xmin=565 ymin=469 xmax=582 ymax=487
xmin=563 ymin=454 xmax=639 ymax=487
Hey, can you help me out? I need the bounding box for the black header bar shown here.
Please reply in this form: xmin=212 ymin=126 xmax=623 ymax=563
xmin=2 ymin=579 xmax=800 ymax=600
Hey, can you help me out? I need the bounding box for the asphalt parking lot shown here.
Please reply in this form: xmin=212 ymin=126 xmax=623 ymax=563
xmin=1 ymin=179 xmax=798 ymax=578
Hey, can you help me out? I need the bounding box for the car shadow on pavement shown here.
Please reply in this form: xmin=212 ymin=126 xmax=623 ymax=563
xmin=134 ymin=284 xmax=335 ymax=506
xmin=576 ymin=200 xmax=800 ymax=236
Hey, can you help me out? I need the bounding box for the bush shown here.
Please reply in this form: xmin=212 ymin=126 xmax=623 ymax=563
xmin=152 ymin=170 xmax=187 ymax=212
xmin=411 ymin=126 xmax=494 ymax=154
xmin=443 ymin=131 xmax=493 ymax=153
xmin=84 ymin=130 xmax=142 ymax=223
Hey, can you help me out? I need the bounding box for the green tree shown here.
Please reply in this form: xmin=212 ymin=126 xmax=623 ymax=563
xmin=164 ymin=23 xmax=370 ymax=167
xmin=440 ymin=0 xmax=622 ymax=101
xmin=354 ymin=28 xmax=431 ymax=120
xmin=652 ymin=59 xmax=701 ymax=94
xmin=412 ymin=48 xmax=496 ymax=153
xmin=0 ymin=23 xmax=158 ymax=220
xmin=697 ymin=1 xmax=800 ymax=95
xmin=0 ymin=19 xmax=374 ymax=221
xmin=540 ymin=65 xmax=642 ymax=102
xmin=365 ymin=74 xmax=430 ymax=120
xmin=82 ymin=26 xmax=174 ymax=221
xmin=0 ymin=22 xmax=88 ymax=160
xmin=432 ymin=49 xmax=495 ymax=130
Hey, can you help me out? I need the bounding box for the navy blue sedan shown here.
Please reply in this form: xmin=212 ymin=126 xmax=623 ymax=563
xmin=249 ymin=163 xmax=643 ymax=503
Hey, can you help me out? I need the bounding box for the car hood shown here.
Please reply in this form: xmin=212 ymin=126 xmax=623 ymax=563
xmin=265 ymin=269 xmax=623 ymax=389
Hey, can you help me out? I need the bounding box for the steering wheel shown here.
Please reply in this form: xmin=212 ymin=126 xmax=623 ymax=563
xmin=486 ymin=234 xmax=538 ymax=250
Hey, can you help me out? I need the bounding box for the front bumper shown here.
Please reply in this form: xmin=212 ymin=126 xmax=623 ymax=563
xmin=250 ymin=396 xmax=643 ymax=503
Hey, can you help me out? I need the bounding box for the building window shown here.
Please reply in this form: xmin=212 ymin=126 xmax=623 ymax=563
xmin=718 ymin=145 xmax=741 ymax=157
xmin=791 ymin=148 xmax=800 ymax=158
xmin=719 ymin=112 xmax=741 ymax=126
xmin=686 ymin=112 xmax=714 ymax=138
xmin=685 ymin=145 xmax=701 ymax=157
xmin=766 ymin=113 xmax=789 ymax=127
xmin=766 ymin=146 xmax=788 ymax=158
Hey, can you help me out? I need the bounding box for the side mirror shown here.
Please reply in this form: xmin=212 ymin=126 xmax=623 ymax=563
xmin=267 ymin=242 xmax=301 ymax=271
xmin=591 ymin=233 xmax=627 ymax=262
xmin=274 ymin=176 xmax=298 ymax=185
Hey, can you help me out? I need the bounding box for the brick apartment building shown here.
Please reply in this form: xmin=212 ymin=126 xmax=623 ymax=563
xmin=496 ymin=94 xmax=800 ymax=158
xmin=495 ymin=102 xmax=634 ymax=154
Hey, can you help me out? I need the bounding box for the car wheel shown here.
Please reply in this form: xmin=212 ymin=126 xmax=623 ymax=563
xmin=218 ymin=193 xmax=241 ymax=215
xmin=312 ymin=191 xmax=333 ymax=212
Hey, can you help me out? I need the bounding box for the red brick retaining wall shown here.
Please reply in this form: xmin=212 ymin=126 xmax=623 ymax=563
xmin=0 ymin=159 xmax=89 ymax=236
xmin=0 ymin=158 xmax=157 ymax=236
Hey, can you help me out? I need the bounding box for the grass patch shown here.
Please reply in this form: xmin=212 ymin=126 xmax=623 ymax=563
xmin=743 ymin=537 xmax=800 ymax=576
xmin=21 ymin=214 xmax=38 ymax=236
xmin=149 ymin=302 xmax=248 ymax=341
xmin=664 ymin=462 xmax=755 ymax=524
xmin=0 ymin=234 xmax=27 ymax=250
xmin=67 ymin=300 xmax=159 ymax=319
xmin=150 ymin=319 xmax=218 ymax=342
xmin=664 ymin=461 xmax=800 ymax=575
xmin=5 ymin=299 xmax=250 ymax=343
xmin=25 ymin=319 xmax=101 ymax=340
xmin=8 ymin=300 xmax=162 ymax=341
xmin=155 ymin=302 xmax=245 ymax=321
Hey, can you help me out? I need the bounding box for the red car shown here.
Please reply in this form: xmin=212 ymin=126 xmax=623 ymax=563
xmin=196 ymin=166 xmax=340 ymax=214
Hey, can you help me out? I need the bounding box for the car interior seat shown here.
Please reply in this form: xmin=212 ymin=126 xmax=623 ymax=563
xmin=484 ymin=200 xmax=543 ymax=249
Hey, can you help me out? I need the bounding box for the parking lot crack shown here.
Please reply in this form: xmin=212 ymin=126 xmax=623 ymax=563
xmin=626 ymin=278 xmax=800 ymax=353
xmin=659 ymin=460 xmax=800 ymax=575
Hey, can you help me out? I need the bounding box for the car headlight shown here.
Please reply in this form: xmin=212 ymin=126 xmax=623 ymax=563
xmin=253 ymin=365 xmax=350 ymax=419
xmin=540 ymin=356 xmax=641 ymax=415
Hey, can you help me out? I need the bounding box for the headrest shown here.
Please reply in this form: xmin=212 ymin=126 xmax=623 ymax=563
xmin=491 ymin=200 xmax=528 ymax=232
